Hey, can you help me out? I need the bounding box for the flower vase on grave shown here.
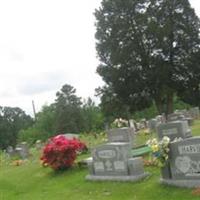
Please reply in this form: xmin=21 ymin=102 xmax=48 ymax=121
xmin=161 ymin=161 xmax=171 ymax=179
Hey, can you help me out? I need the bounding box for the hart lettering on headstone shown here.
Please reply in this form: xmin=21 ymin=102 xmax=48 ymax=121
xmin=170 ymin=137 xmax=200 ymax=180
xmin=161 ymin=137 xmax=200 ymax=188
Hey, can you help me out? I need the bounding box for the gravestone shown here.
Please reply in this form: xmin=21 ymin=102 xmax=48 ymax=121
xmin=63 ymin=133 xmax=79 ymax=139
xmin=156 ymin=115 xmax=165 ymax=124
xmin=148 ymin=118 xmax=159 ymax=132
xmin=6 ymin=146 xmax=16 ymax=157
xmin=139 ymin=119 xmax=148 ymax=129
xmin=129 ymin=119 xmax=136 ymax=132
xmin=167 ymin=112 xmax=193 ymax=126
xmin=107 ymin=127 xmax=135 ymax=147
xmin=167 ymin=113 xmax=185 ymax=121
xmin=134 ymin=121 xmax=139 ymax=131
xmin=189 ymin=107 xmax=200 ymax=120
xmin=161 ymin=137 xmax=200 ymax=187
xmin=136 ymin=122 xmax=142 ymax=130
xmin=35 ymin=140 xmax=43 ymax=150
xmin=157 ymin=121 xmax=192 ymax=141
xmin=86 ymin=142 xmax=149 ymax=181
xmin=16 ymin=142 xmax=30 ymax=159
xmin=176 ymin=109 xmax=191 ymax=118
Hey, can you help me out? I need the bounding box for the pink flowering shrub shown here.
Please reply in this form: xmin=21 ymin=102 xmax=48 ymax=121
xmin=40 ymin=135 xmax=87 ymax=170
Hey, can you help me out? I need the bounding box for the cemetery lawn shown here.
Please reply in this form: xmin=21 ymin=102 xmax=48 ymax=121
xmin=1 ymin=121 xmax=200 ymax=200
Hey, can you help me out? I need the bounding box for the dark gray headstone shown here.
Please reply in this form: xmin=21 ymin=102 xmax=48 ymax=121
xmin=169 ymin=137 xmax=200 ymax=180
xmin=167 ymin=112 xmax=194 ymax=126
xmin=157 ymin=121 xmax=192 ymax=141
xmin=167 ymin=113 xmax=184 ymax=121
xmin=107 ymin=127 xmax=135 ymax=146
xmin=86 ymin=142 xmax=149 ymax=181
xmin=92 ymin=143 xmax=131 ymax=176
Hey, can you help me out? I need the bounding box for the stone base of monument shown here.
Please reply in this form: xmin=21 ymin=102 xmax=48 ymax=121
xmin=86 ymin=172 xmax=150 ymax=182
xmin=160 ymin=178 xmax=200 ymax=188
xmin=86 ymin=156 xmax=150 ymax=182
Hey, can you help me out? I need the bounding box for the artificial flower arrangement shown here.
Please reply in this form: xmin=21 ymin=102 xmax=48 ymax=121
xmin=40 ymin=134 xmax=87 ymax=170
xmin=146 ymin=136 xmax=170 ymax=167
xmin=111 ymin=118 xmax=129 ymax=128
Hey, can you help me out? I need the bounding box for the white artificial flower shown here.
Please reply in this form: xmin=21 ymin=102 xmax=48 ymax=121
xmin=162 ymin=136 xmax=170 ymax=144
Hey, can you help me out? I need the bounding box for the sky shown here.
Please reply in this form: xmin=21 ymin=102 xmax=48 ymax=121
xmin=0 ymin=0 xmax=199 ymax=116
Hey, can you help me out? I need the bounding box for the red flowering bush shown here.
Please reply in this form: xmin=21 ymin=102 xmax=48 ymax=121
xmin=40 ymin=135 xmax=87 ymax=170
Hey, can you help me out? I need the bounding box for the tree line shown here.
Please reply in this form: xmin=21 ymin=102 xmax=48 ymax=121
xmin=18 ymin=84 xmax=105 ymax=146
xmin=0 ymin=83 xmax=192 ymax=149
xmin=0 ymin=84 xmax=105 ymax=149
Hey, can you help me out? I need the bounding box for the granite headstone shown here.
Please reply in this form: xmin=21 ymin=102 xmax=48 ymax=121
xmin=161 ymin=137 xmax=200 ymax=187
xmin=86 ymin=142 xmax=149 ymax=181
xmin=107 ymin=127 xmax=135 ymax=147
xmin=157 ymin=121 xmax=192 ymax=141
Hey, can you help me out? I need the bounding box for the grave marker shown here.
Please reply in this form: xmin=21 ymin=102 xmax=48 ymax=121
xmin=157 ymin=121 xmax=192 ymax=141
xmin=189 ymin=107 xmax=200 ymax=120
xmin=16 ymin=142 xmax=30 ymax=159
xmin=107 ymin=127 xmax=135 ymax=147
xmin=86 ymin=142 xmax=149 ymax=181
xmin=161 ymin=137 xmax=200 ymax=187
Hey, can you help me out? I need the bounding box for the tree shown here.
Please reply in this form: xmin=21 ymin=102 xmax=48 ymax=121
xmin=81 ymin=97 xmax=104 ymax=132
xmin=0 ymin=107 xmax=33 ymax=149
xmin=54 ymin=84 xmax=83 ymax=133
xmin=178 ymin=50 xmax=200 ymax=107
xmin=96 ymin=86 xmax=133 ymax=122
xmin=18 ymin=104 xmax=57 ymax=144
xmin=95 ymin=0 xmax=200 ymax=115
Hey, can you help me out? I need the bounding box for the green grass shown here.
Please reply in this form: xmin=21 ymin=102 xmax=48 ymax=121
xmin=1 ymin=120 xmax=200 ymax=200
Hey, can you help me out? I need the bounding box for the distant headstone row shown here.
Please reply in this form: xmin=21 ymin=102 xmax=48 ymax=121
xmin=147 ymin=107 xmax=200 ymax=132
xmin=6 ymin=142 xmax=30 ymax=159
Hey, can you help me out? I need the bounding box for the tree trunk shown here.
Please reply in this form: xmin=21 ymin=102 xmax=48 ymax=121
xmin=154 ymin=97 xmax=164 ymax=115
xmin=166 ymin=92 xmax=174 ymax=116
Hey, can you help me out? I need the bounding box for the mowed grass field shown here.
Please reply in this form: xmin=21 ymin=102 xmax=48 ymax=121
xmin=1 ymin=121 xmax=200 ymax=200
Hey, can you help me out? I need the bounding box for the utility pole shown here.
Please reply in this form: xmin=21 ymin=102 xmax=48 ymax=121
xmin=32 ymin=100 xmax=36 ymax=120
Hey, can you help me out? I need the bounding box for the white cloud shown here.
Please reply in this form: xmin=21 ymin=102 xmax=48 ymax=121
xmin=17 ymin=70 xmax=67 ymax=95
xmin=190 ymin=0 xmax=200 ymax=16
xmin=0 ymin=0 xmax=103 ymax=115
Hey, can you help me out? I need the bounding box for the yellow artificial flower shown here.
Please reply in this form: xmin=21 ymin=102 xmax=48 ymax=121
xmin=152 ymin=144 xmax=159 ymax=152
